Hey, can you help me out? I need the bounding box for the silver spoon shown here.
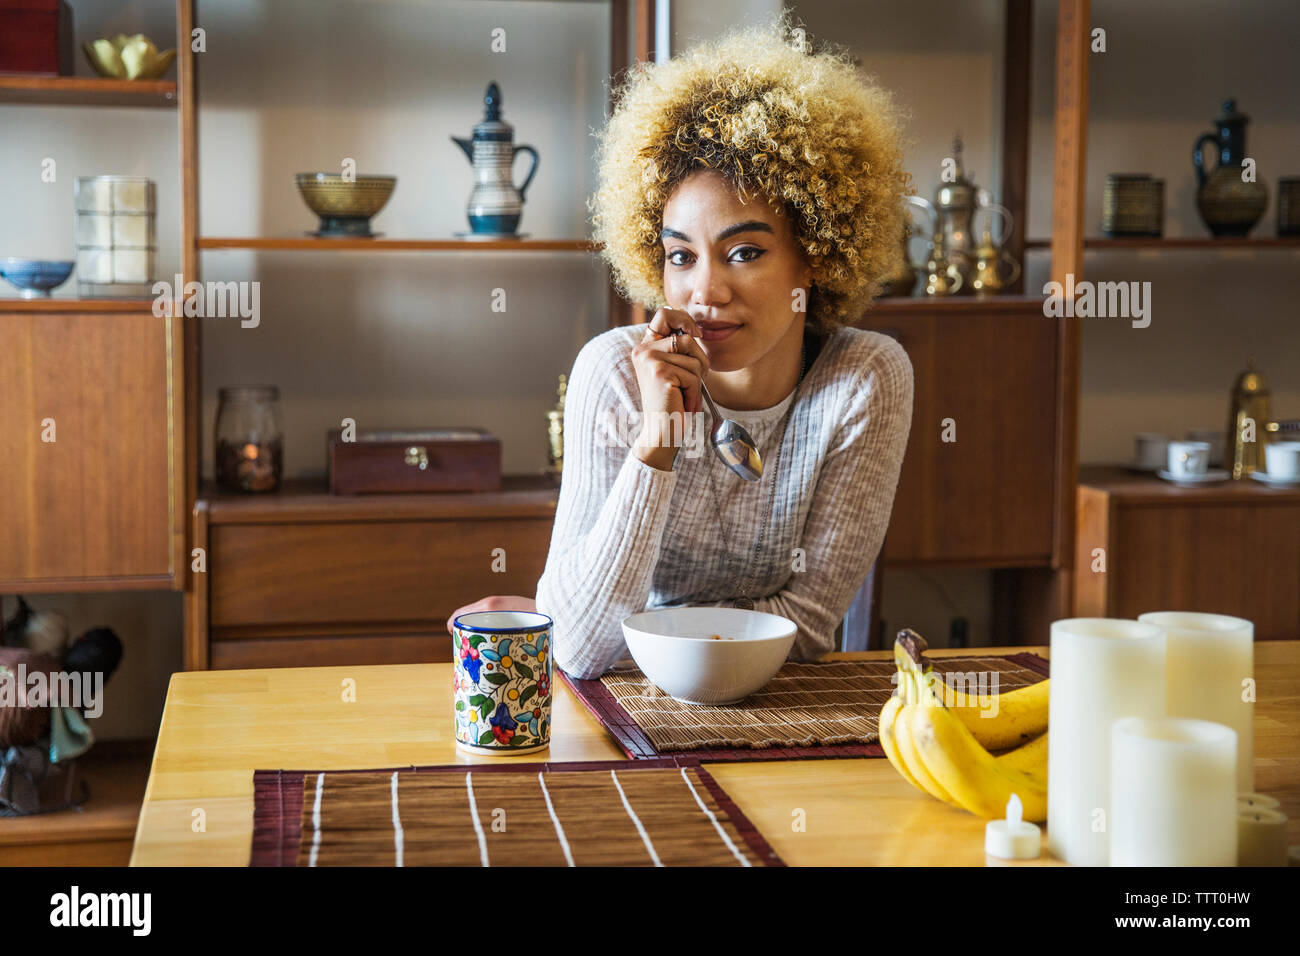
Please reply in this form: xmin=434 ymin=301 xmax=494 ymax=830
xmin=671 ymin=328 xmax=763 ymax=481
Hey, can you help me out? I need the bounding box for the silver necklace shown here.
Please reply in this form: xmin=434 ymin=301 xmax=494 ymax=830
xmin=704 ymin=332 xmax=811 ymax=610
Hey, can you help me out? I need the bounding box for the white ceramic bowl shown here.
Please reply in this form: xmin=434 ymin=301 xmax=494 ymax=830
xmin=621 ymin=607 xmax=797 ymax=705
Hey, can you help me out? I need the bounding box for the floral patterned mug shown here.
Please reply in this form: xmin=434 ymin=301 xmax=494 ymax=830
xmin=451 ymin=610 xmax=553 ymax=755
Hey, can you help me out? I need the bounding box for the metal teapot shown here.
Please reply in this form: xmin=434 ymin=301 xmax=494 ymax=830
xmin=908 ymin=134 xmax=988 ymax=294
xmin=452 ymin=82 xmax=539 ymax=237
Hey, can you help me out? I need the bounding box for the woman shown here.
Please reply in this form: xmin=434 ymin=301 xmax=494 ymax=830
xmin=449 ymin=19 xmax=914 ymax=680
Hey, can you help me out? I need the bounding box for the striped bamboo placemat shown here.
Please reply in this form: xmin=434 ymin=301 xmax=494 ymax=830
xmin=250 ymin=757 xmax=783 ymax=867
xmin=561 ymin=652 xmax=1051 ymax=760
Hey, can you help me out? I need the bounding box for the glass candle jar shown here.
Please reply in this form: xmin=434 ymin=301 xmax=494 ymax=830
xmin=215 ymin=386 xmax=283 ymax=493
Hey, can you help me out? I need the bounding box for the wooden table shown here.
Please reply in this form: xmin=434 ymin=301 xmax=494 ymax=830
xmin=131 ymin=644 xmax=1300 ymax=866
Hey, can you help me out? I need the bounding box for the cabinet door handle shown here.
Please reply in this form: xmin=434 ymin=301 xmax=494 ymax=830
xmin=404 ymin=446 xmax=429 ymax=470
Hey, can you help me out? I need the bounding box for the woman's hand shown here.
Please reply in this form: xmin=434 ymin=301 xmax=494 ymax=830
xmin=446 ymin=595 xmax=538 ymax=636
xmin=629 ymin=307 xmax=711 ymax=470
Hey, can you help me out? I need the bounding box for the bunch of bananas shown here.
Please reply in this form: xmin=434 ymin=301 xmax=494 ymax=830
xmin=877 ymin=629 xmax=1050 ymax=821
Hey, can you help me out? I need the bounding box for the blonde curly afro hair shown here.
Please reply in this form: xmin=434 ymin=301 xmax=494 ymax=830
xmin=589 ymin=15 xmax=913 ymax=333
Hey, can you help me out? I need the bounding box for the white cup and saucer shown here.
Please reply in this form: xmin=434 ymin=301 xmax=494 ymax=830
xmin=1157 ymin=441 xmax=1229 ymax=485
xmin=1252 ymin=441 xmax=1300 ymax=487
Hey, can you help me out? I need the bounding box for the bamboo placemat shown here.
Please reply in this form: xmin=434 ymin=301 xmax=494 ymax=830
xmin=561 ymin=652 xmax=1051 ymax=760
xmin=250 ymin=757 xmax=783 ymax=867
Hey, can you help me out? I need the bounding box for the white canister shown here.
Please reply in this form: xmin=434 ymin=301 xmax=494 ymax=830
xmin=1110 ymin=717 xmax=1237 ymax=866
xmin=1047 ymin=618 xmax=1166 ymax=867
xmin=1138 ymin=612 xmax=1254 ymax=791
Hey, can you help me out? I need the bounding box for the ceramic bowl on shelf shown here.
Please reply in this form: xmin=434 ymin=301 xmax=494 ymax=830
xmin=621 ymin=606 xmax=797 ymax=706
xmin=83 ymin=34 xmax=177 ymax=80
xmin=0 ymin=259 xmax=74 ymax=297
xmin=294 ymin=173 xmax=397 ymax=237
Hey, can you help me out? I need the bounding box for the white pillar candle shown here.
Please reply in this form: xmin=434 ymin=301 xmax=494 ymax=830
xmin=1110 ymin=717 xmax=1237 ymax=866
xmin=1238 ymin=792 xmax=1280 ymax=812
xmin=1237 ymin=807 xmax=1288 ymax=866
xmin=1048 ymin=618 xmax=1165 ymax=867
xmin=1138 ymin=612 xmax=1254 ymax=791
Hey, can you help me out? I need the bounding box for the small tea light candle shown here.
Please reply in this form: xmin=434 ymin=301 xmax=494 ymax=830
xmin=1238 ymin=792 xmax=1281 ymax=812
xmin=985 ymin=793 xmax=1041 ymax=860
xmin=1237 ymin=807 xmax=1288 ymax=867
xmin=1110 ymin=717 xmax=1237 ymax=867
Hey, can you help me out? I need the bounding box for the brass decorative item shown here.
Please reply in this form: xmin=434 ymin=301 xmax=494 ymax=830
xmin=1226 ymin=360 xmax=1271 ymax=480
xmin=970 ymin=202 xmax=1019 ymax=297
xmin=908 ymin=135 xmax=997 ymax=294
xmin=1103 ymin=174 xmax=1164 ymax=237
xmin=922 ymin=228 xmax=965 ymax=297
xmin=83 ymin=33 xmax=176 ymax=80
xmin=1194 ymin=99 xmax=1268 ymax=237
xmin=294 ymin=173 xmax=396 ymax=238
xmin=545 ymin=373 xmax=567 ymax=479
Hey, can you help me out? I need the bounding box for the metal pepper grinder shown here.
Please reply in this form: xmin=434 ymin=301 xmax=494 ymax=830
xmin=1227 ymin=359 xmax=1271 ymax=479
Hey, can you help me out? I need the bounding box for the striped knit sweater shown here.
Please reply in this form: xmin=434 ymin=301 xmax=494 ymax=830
xmin=535 ymin=323 xmax=914 ymax=679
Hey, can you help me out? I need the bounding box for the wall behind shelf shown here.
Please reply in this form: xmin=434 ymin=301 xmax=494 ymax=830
xmin=1024 ymin=0 xmax=1300 ymax=464
xmin=196 ymin=0 xmax=612 ymax=478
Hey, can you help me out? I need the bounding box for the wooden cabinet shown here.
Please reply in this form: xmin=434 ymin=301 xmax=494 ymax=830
xmin=1075 ymin=466 xmax=1300 ymax=640
xmin=855 ymin=297 xmax=1063 ymax=568
xmin=187 ymin=477 xmax=558 ymax=669
xmin=0 ymin=306 xmax=181 ymax=589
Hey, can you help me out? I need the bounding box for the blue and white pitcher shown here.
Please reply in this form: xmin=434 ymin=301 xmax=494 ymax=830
xmin=452 ymin=82 xmax=539 ymax=237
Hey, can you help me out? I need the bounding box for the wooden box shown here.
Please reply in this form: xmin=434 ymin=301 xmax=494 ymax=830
xmin=327 ymin=428 xmax=501 ymax=494
xmin=0 ymin=0 xmax=73 ymax=75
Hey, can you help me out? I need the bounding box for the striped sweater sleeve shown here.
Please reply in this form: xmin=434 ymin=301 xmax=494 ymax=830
xmin=534 ymin=332 xmax=677 ymax=679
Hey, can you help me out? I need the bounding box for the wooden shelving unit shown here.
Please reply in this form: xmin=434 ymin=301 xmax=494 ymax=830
xmin=0 ymin=297 xmax=157 ymax=312
xmin=1024 ymin=236 xmax=1300 ymax=250
xmin=864 ymin=293 xmax=1044 ymax=314
xmin=197 ymin=237 xmax=598 ymax=252
xmin=180 ymin=0 xmax=655 ymax=670
xmin=198 ymin=475 xmax=557 ymax=524
xmin=0 ymin=13 xmax=185 ymax=865
xmin=0 ymin=75 xmax=177 ymax=107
